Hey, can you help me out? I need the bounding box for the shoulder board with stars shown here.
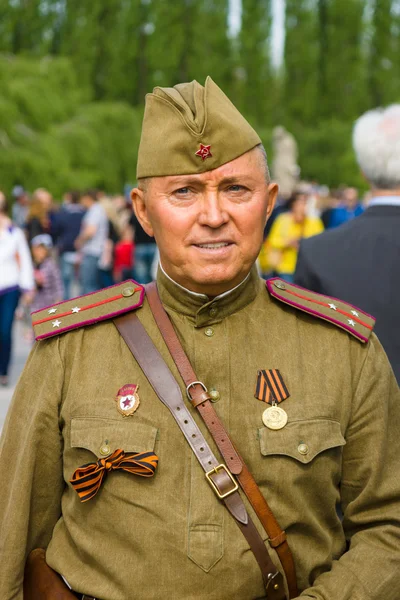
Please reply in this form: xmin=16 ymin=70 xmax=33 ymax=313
xmin=267 ymin=278 xmax=375 ymax=343
xmin=32 ymin=281 xmax=145 ymax=341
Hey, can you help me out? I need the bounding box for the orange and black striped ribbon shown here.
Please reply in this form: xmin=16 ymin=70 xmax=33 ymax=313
xmin=254 ymin=369 xmax=290 ymax=405
xmin=70 ymin=448 xmax=158 ymax=502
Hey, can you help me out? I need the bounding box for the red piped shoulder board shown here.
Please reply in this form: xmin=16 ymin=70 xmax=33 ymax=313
xmin=32 ymin=281 xmax=145 ymax=341
xmin=267 ymin=278 xmax=375 ymax=343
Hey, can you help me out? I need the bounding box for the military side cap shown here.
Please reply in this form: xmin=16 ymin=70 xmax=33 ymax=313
xmin=32 ymin=281 xmax=144 ymax=341
xmin=137 ymin=76 xmax=261 ymax=178
xmin=267 ymin=278 xmax=375 ymax=343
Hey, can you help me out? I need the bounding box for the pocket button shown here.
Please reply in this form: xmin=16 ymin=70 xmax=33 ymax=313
xmin=298 ymin=443 xmax=309 ymax=455
xmin=99 ymin=443 xmax=111 ymax=456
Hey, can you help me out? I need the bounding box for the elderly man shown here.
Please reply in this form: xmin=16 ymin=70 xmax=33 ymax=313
xmin=1 ymin=79 xmax=400 ymax=600
xmin=295 ymin=104 xmax=400 ymax=383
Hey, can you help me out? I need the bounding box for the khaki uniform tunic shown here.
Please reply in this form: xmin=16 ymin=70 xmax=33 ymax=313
xmin=1 ymin=267 xmax=400 ymax=600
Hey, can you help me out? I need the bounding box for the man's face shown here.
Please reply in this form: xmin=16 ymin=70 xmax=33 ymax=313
xmin=292 ymin=194 xmax=308 ymax=222
xmin=131 ymin=148 xmax=278 ymax=296
xmin=80 ymin=195 xmax=93 ymax=209
xmin=343 ymin=187 xmax=358 ymax=207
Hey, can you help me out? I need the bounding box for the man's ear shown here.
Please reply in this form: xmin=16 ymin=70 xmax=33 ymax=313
xmin=265 ymin=182 xmax=278 ymax=224
xmin=130 ymin=187 xmax=154 ymax=237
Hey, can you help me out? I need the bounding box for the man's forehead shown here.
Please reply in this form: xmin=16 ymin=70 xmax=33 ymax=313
xmin=150 ymin=149 xmax=265 ymax=188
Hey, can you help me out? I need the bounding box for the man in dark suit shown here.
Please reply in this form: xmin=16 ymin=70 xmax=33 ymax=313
xmin=295 ymin=104 xmax=400 ymax=383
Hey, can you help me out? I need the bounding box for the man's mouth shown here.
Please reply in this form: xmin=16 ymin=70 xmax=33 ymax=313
xmin=195 ymin=242 xmax=231 ymax=249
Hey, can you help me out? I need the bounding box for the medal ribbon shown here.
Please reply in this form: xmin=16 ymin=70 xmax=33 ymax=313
xmin=70 ymin=448 xmax=158 ymax=502
xmin=255 ymin=369 xmax=290 ymax=405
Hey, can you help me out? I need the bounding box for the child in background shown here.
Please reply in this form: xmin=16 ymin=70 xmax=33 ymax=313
xmin=30 ymin=234 xmax=63 ymax=314
xmin=113 ymin=223 xmax=135 ymax=282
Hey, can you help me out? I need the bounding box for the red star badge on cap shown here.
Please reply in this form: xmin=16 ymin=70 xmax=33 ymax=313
xmin=195 ymin=144 xmax=212 ymax=161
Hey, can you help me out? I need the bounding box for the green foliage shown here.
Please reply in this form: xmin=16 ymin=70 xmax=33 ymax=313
xmin=1 ymin=0 xmax=400 ymax=194
xmin=368 ymin=0 xmax=400 ymax=106
xmin=0 ymin=54 xmax=142 ymax=197
xmin=292 ymin=119 xmax=366 ymax=189
xmin=284 ymin=0 xmax=319 ymax=125
xmin=236 ymin=0 xmax=274 ymax=124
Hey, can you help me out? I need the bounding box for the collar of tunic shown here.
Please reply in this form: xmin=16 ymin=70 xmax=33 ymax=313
xmin=156 ymin=264 xmax=260 ymax=327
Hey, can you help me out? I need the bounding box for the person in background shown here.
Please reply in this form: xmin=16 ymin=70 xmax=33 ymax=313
xmin=129 ymin=202 xmax=158 ymax=284
xmin=11 ymin=185 xmax=29 ymax=229
xmin=32 ymin=188 xmax=58 ymax=236
xmin=113 ymin=194 xmax=132 ymax=232
xmin=52 ymin=191 xmax=85 ymax=299
xmin=75 ymin=189 xmax=108 ymax=294
xmin=326 ymin=186 xmax=364 ymax=228
xmin=25 ymin=195 xmax=50 ymax=243
xmin=113 ymin=222 xmax=135 ymax=282
xmin=0 ymin=191 xmax=34 ymax=386
xmin=265 ymin=191 xmax=324 ymax=282
xmin=29 ymin=234 xmax=63 ymax=315
xmin=295 ymin=103 xmax=400 ymax=384
xmin=98 ymin=196 xmax=122 ymax=288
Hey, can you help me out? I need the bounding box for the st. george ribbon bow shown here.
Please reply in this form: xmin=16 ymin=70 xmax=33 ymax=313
xmin=70 ymin=448 xmax=158 ymax=502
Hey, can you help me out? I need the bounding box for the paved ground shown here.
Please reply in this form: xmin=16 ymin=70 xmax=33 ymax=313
xmin=0 ymin=320 xmax=32 ymax=432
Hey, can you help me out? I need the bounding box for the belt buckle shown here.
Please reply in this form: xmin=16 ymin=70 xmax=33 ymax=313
xmin=205 ymin=463 xmax=238 ymax=499
xmin=186 ymin=380 xmax=207 ymax=401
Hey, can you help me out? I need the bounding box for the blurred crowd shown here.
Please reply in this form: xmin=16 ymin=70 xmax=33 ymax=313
xmin=259 ymin=184 xmax=366 ymax=282
xmin=0 ymin=186 xmax=157 ymax=385
xmin=0 ymin=178 xmax=367 ymax=385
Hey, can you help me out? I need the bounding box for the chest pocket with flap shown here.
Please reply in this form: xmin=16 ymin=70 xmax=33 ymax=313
xmin=70 ymin=416 xmax=158 ymax=458
xmin=258 ymin=418 xmax=345 ymax=464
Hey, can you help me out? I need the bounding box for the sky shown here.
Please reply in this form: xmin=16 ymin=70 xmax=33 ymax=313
xmin=228 ymin=0 xmax=285 ymax=69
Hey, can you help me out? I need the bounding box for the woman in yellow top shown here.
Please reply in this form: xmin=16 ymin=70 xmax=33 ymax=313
xmin=266 ymin=192 xmax=324 ymax=282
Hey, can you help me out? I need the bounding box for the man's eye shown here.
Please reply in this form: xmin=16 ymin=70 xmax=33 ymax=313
xmin=228 ymin=185 xmax=245 ymax=192
xmin=174 ymin=187 xmax=190 ymax=195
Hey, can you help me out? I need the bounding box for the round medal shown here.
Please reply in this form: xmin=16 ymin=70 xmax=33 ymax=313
xmin=262 ymin=405 xmax=288 ymax=430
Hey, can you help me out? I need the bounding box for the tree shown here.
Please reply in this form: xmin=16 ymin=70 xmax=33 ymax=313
xmin=236 ymin=0 xmax=275 ymax=126
xmin=322 ymin=0 xmax=366 ymax=120
xmin=368 ymin=0 xmax=400 ymax=106
xmin=148 ymin=0 xmax=232 ymax=94
xmin=284 ymin=0 xmax=319 ymax=126
xmin=0 ymin=0 xmax=59 ymax=55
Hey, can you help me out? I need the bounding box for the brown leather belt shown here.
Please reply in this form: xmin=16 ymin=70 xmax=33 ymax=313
xmin=114 ymin=310 xmax=288 ymax=599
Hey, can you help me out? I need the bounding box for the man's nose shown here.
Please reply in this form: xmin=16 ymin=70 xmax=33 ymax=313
xmin=198 ymin=193 xmax=229 ymax=228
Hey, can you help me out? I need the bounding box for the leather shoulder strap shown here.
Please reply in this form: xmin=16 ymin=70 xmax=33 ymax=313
xmin=114 ymin=311 xmax=286 ymax=600
xmin=145 ymin=282 xmax=298 ymax=599
xmin=32 ymin=281 xmax=144 ymax=341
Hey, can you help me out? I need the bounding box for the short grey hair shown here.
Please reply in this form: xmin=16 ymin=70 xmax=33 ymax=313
xmin=255 ymin=143 xmax=271 ymax=183
xmin=138 ymin=143 xmax=270 ymax=192
xmin=353 ymin=104 xmax=400 ymax=189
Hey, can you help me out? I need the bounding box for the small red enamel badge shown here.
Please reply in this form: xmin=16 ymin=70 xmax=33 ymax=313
xmin=115 ymin=384 xmax=140 ymax=417
xmin=195 ymin=143 xmax=212 ymax=161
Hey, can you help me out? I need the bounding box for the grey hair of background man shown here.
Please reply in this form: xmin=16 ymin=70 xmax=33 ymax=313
xmin=353 ymin=104 xmax=400 ymax=190
xmin=138 ymin=143 xmax=271 ymax=193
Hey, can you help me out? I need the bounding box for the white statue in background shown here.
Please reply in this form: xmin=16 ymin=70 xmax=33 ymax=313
xmin=272 ymin=126 xmax=300 ymax=198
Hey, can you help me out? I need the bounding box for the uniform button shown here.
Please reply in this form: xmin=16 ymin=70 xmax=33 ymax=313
xmin=209 ymin=389 xmax=220 ymax=402
xmin=205 ymin=327 xmax=214 ymax=337
xmin=122 ymin=286 xmax=135 ymax=297
xmin=298 ymin=443 xmax=309 ymax=455
xmin=99 ymin=443 xmax=111 ymax=456
xmin=209 ymin=306 xmax=218 ymax=318
xmin=274 ymin=281 xmax=286 ymax=290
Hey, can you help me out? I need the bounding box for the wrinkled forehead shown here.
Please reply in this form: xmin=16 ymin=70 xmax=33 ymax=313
xmin=142 ymin=147 xmax=267 ymax=193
